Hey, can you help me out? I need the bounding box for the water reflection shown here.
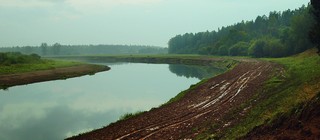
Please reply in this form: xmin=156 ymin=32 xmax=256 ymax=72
xmin=169 ymin=64 xmax=226 ymax=79
xmin=0 ymin=63 xmax=225 ymax=140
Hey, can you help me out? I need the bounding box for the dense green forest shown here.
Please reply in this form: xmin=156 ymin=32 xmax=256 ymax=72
xmin=168 ymin=5 xmax=315 ymax=57
xmin=0 ymin=44 xmax=168 ymax=56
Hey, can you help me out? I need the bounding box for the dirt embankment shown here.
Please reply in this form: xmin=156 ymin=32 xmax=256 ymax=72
xmin=68 ymin=61 xmax=275 ymax=140
xmin=243 ymin=93 xmax=320 ymax=140
xmin=0 ymin=64 xmax=110 ymax=89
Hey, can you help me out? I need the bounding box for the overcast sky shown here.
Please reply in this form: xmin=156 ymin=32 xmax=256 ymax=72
xmin=0 ymin=0 xmax=309 ymax=47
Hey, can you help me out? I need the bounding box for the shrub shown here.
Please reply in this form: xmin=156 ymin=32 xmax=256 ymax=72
xmin=229 ymin=42 xmax=250 ymax=56
xmin=0 ymin=52 xmax=42 ymax=65
xmin=250 ymin=38 xmax=288 ymax=58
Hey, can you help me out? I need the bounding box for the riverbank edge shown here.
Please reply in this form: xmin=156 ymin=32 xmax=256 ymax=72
xmin=59 ymin=50 xmax=320 ymax=139
xmin=0 ymin=64 xmax=110 ymax=89
xmin=64 ymin=56 xmax=241 ymax=139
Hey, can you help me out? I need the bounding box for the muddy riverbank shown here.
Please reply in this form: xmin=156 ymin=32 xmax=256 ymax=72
xmin=0 ymin=64 xmax=110 ymax=89
xmin=67 ymin=61 xmax=275 ymax=140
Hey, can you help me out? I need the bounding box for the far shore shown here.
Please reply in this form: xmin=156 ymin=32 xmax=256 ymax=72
xmin=0 ymin=64 xmax=110 ymax=89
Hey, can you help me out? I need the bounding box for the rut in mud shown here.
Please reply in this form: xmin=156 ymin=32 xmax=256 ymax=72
xmin=68 ymin=61 xmax=275 ymax=140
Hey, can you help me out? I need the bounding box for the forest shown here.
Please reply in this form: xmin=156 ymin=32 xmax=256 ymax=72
xmin=168 ymin=5 xmax=316 ymax=57
xmin=0 ymin=44 xmax=168 ymax=56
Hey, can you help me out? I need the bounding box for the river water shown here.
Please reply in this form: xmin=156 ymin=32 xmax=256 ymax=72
xmin=0 ymin=63 xmax=225 ymax=140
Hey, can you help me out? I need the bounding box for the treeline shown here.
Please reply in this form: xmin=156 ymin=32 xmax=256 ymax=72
xmin=168 ymin=5 xmax=315 ymax=57
xmin=0 ymin=43 xmax=168 ymax=56
xmin=0 ymin=52 xmax=41 ymax=65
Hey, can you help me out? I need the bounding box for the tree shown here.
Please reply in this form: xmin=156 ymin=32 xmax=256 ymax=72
xmin=24 ymin=46 xmax=33 ymax=54
xmin=52 ymin=43 xmax=61 ymax=55
xmin=289 ymin=8 xmax=314 ymax=54
xmin=310 ymin=0 xmax=320 ymax=54
xmin=218 ymin=45 xmax=229 ymax=56
xmin=229 ymin=42 xmax=250 ymax=56
xmin=40 ymin=43 xmax=48 ymax=56
xmin=165 ymin=4 xmax=312 ymax=57
xmin=198 ymin=44 xmax=211 ymax=55
xmin=265 ymin=39 xmax=287 ymax=57
xmin=251 ymin=39 xmax=266 ymax=58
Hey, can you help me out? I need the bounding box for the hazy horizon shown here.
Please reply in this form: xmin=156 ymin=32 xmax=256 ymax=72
xmin=0 ymin=0 xmax=309 ymax=47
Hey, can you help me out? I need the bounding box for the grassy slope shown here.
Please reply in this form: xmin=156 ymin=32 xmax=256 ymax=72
xmin=207 ymin=49 xmax=320 ymax=139
xmin=0 ymin=59 xmax=82 ymax=75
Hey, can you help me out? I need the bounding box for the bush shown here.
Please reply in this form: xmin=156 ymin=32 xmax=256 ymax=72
xmin=0 ymin=52 xmax=42 ymax=65
xmin=250 ymin=38 xmax=288 ymax=58
xmin=229 ymin=42 xmax=250 ymax=56
xmin=250 ymin=39 xmax=267 ymax=58
xmin=218 ymin=45 xmax=229 ymax=56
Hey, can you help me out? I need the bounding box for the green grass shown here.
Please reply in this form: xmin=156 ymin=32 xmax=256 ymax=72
xmin=216 ymin=49 xmax=320 ymax=139
xmin=0 ymin=59 xmax=82 ymax=75
xmin=118 ymin=111 xmax=145 ymax=121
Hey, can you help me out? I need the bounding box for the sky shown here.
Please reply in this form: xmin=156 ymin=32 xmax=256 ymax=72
xmin=0 ymin=0 xmax=310 ymax=47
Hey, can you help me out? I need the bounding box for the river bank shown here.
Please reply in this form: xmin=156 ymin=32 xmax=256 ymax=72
xmin=67 ymin=60 xmax=276 ymax=140
xmin=0 ymin=64 xmax=110 ymax=89
xmin=66 ymin=49 xmax=320 ymax=139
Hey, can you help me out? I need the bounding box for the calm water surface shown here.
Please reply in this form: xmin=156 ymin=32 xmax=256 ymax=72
xmin=0 ymin=63 xmax=225 ymax=140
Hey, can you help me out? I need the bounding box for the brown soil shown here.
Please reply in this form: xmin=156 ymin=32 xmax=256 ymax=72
xmin=67 ymin=61 xmax=275 ymax=140
xmin=0 ymin=64 xmax=110 ymax=88
xmin=242 ymin=93 xmax=320 ymax=140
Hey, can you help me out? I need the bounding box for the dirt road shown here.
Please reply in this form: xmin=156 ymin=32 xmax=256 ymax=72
xmin=68 ymin=61 xmax=275 ymax=140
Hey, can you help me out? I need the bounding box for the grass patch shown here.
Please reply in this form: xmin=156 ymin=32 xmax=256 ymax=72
xmin=118 ymin=111 xmax=145 ymax=121
xmin=0 ymin=59 xmax=82 ymax=75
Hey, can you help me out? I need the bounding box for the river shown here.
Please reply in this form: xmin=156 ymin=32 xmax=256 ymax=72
xmin=0 ymin=63 xmax=225 ymax=140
